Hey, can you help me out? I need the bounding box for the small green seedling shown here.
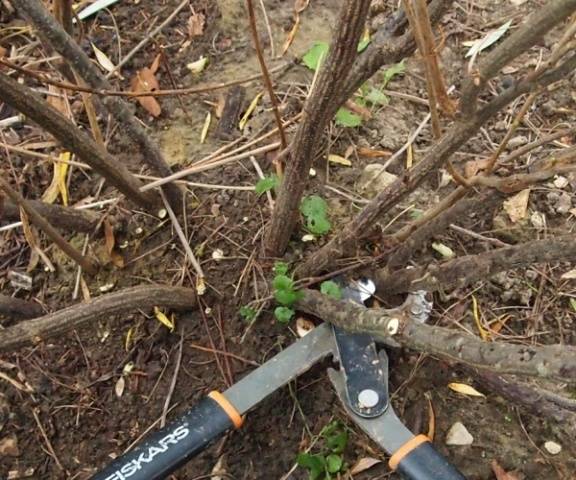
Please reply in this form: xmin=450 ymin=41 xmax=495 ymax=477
xmin=272 ymin=262 xmax=302 ymax=323
xmin=297 ymin=421 xmax=349 ymax=480
xmin=320 ymin=281 xmax=341 ymax=299
xmin=239 ymin=305 xmax=257 ymax=322
xmin=300 ymin=195 xmax=331 ymax=236
xmin=255 ymin=174 xmax=279 ymax=195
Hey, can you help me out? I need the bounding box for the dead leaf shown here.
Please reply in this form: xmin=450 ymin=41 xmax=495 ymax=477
xmin=154 ymin=306 xmax=175 ymax=331
xmin=20 ymin=208 xmax=55 ymax=272
xmin=187 ymin=11 xmax=205 ymax=37
xmin=0 ymin=435 xmax=20 ymax=457
xmin=294 ymin=0 xmax=310 ymax=12
xmin=186 ymin=56 xmax=208 ymax=74
xmin=357 ymin=147 xmax=392 ymax=158
xmin=149 ymin=53 xmax=161 ymax=74
xmin=328 ymin=154 xmax=352 ymax=167
xmin=345 ymin=99 xmax=371 ymax=120
xmin=349 ymin=457 xmax=381 ymax=475
xmin=296 ymin=317 xmax=315 ymax=337
xmin=425 ymin=393 xmax=435 ymax=440
xmin=503 ymin=189 xmax=530 ymax=223
xmin=464 ymin=157 xmax=491 ymax=178
xmin=115 ymin=376 xmax=125 ymax=397
xmin=42 ymin=152 xmax=70 ymax=205
xmin=239 ymin=92 xmax=263 ymax=130
xmin=104 ymin=220 xmax=115 ymax=256
xmin=561 ymin=269 xmax=576 ymax=280
xmin=130 ymin=58 xmax=162 ymax=117
xmin=448 ymin=382 xmax=485 ymax=397
xmin=0 ymin=46 xmax=7 ymax=58
xmin=200 ymin=112 xmax=211 ymax=143
xmin=91 ymin=43 xmax=117 ymax=73
xmin=491 ymin=459 xmax=521 ymax=480
xmin=46 ymin=85 xmax=68 ymax=115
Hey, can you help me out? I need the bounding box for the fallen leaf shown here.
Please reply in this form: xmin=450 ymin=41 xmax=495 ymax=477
xmin=464 ymin=157 xmax=491 ymax=178
xmin=561 ymin=269 xmax=576 ymax=279
xmin=296 ymin=317 xmax=315 ymax=337
xmin=154 ymin=306 xmax=175 ymax=331
xmin=328 ymin=154 xmax=352 ymax=167
xmin=448 ymin=382 xmax=485 ymax=397
xmin=130 ymin=57 xmax=162 ymax=117
xmin=357 ymin=147 xmax=392 ymax=158
xmin=91 ymin=43 xmax=117 ymax=73
xmin=77 ymin=0 xmax=121 ymax=21
xmin=200 ymin=112 xmax=211 ymax=143
xmin=0 ymin=435 xmax=19 ymax=457
xmin=187 ymin=56 xmax=208 ymax=74
xmin=42 ymin=152 xmax=70 ymax=204
xmin=472 ymin=295 xmax=489 ymax=341
xmin=114 ymin=376 xmax=125 ymax=397
xmin=20 ymin=208 xmax=55 ymax=272
xmin=465 ymin=20 xmax=512 ymax=59
xmin=239 ymin=92 xmax=263 ymax=130
xmin=187 ymin=11 xmax=205 ymax=37
xmin=445 ymin=422 xmax=473 ymax=446
xmin=431 ymin=242 xmax=455 ymax=259
xmin=210 ymin=455 xmax=227 ymax=480
xmin=344 ymin=99 xmax=371 ymax=120
xmin=294 ymin=0 xmax=310 ymax=12
xmin=0 ymin=46 xmax=7 ymax=58
xmin=503 ymin=189 xmax=530 ymax=223
xmin=349 ymin=457 xmax=381 ymax=475
xmin=491 ymin=459 xmax=521 ymax=480
xmin=425 ymin=393 xmax=435 ymax=440
xmin=46 ymin=85 xmax=68 ymax=115
xmin=104 ymin=220 xmax=115 ymax=256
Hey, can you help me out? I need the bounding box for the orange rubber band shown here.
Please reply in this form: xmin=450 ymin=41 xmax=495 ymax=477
xmin=388 ymin=434 xmax=430 ymax=470
xmin=208 ymin=391 xmax=244 ymax=429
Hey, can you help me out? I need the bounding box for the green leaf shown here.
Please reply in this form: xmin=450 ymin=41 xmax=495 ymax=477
xmin=326 ymin=430 xmax=348 ymax=454
xmin=307 ymin=215 xmax=331 ymax=235
xmin=382 ymin=60 xmax=406 ymax=87
xmin=239 ymin=306 xmax=257 ymax=322
xmin=300 ymin=195 xmax=327 ymax=217
xmin=255 ymin=175 xmax=279 ymax=195
xmin=297 ymin=453 xmax=326 ymax=480
xmin=335 ymin=108 xmax=362 ymax=128
xmin=275 ymin=306 xmax=295 ymax=324
xmin=273 ymin=261 xmax=289 ymax=276
xmin=320 ymin=281 xmax=341 ymax=299
xmin=275 ymin=288 xmax=299 ymax=306
xmin=357 ymin=37 xmax=370 ymax=52
xmin=302 ymin=42 xmax=329 ymax=71
xmin=325 ymin=454 xmax=343 ymax=474
xmin=273 ymin=274 xmax=294 ymax=291
xmin=364 ymin=87 xmax=389 ymax=106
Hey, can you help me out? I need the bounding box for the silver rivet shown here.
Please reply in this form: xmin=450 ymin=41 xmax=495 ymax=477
xmin=358 ymin=389 xmax=379 ymax=408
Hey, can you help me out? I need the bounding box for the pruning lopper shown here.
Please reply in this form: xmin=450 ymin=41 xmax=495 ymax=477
xmin=92 ymin=280 xmax=466 ymax=480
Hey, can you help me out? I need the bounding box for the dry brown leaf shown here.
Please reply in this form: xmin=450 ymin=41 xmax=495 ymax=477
xmin=448 ymin=382 xmax=485 ymax=397
xmin=349 ymin=457 xmax=381 ymax=475
xmin=491 ymin=459 xmax=520 ymax=480
xmin=503 ymin=189 xmax=530 ymax=223
xmin=345 ymin=99 xmax=371 ymax=120
xmin=0 ymin=435 xmax=19 ymax=457
xmin=187 ymin=11 xmax=205 ymax=37
xmin=91 ymin=43 xmax=117 ymax=73
xmin=149 ymin=53 xmax=161 ymax=74
xmin=20 ymin=208 xmax=54 ymax=272
xmin=281 ymin=16 xmax=301 ymax=55
xmin=357 ymin=147 xmax=392 ymax=158
xmin=130 ymin=57 xmax=162 ymax=117
xmin=464 ymin=157 xmax=491 ymax=178
xmin=294 ymin=0 xmax=310 ymax=12
xmin=104 ymin=220 xmax=115 ymax=255
xmin=46 ymin=85 xmax=68 ymax=115
xmin=425 ymin=393 xmax=435 ymax=441
xmin=0 ymin=45 xmax=7 ymax=58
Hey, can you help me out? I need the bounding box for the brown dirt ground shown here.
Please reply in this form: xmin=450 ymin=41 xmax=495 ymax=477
xmin=1 ymin=0 xmax=575 ymax=479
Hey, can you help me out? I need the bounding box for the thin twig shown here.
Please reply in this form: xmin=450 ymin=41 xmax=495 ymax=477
xmin=32 ymin=408 xmax=65 ymax=471
xmin=161 ymin=330 xmax=184 ymax=428
xmin=160 ymin=190 xmax=206 ymax=293
xmin=246 ymin=0 xmax=288 ymax=174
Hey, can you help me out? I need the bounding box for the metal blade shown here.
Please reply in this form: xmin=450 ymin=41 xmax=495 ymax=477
xmin=223 ymin=323 xmax=335 ymax=415
xmin=328 ymin=365 xmax=414 ymax=454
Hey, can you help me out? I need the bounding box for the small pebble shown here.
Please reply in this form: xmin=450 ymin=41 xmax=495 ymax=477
xmin=544 ymin=441 xmax=562 ymax=455
xmin=445 ymin=422 xmax=474 ymax=446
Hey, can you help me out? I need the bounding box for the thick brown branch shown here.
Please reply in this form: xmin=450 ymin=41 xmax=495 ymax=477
xmin=1 ymin=198 xmax=100 ymax=233
xmin=0 ymin=72 xmax=156 ymax=209
xmin=16 ymin=0 xmax=183 ymax=211
xmin=265 ymin=0 xmax=371 ymax=255
xmin=460 ymin=0 xmax=576 ymax=115
xmin=0 ymin=285 xmax=196 ymax=352
xmin=0 ymin=176 xmax=98 ymax=275
xmin=374 ymin=235 xmax=576 ymax=294
xmin=297 ymin=290 xmax=576 ymax=382
xmin=297 ymin=52 xmax=576 ymax=277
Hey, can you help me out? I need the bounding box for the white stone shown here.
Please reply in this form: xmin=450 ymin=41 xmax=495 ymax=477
xmin=445 ymin=422 xmax=474 ymax=446
xmin=358 ymin=164 xmax=398 ymax=197
xmin=544 ymin=441 xmax=562 ymax=455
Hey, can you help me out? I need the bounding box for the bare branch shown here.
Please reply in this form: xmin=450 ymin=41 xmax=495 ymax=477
xmin=0 ymin=286 xmax=196 ymax=352
xmin=297 ymin=290 xmax=576 ymax=382
xmin=374 ymin=235 xmax=576 ymax=294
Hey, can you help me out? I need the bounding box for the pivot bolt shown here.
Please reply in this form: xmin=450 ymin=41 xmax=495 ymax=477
xmin=358 ymin=389 xmax=379 ymax=408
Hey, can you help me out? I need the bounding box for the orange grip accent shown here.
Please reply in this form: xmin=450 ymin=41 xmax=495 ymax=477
xmin=388 ymin=434 xmax=430 ymax=470
xmin=208 ymin=391 xmax=244 ymax=429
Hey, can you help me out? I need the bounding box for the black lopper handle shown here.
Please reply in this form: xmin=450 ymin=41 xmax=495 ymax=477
xmin=90 ymin=392 xmax=241 ymax=480
xmin=390 ymin=435 xmax=466 ymax=480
